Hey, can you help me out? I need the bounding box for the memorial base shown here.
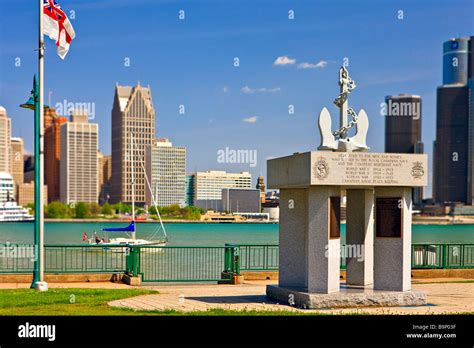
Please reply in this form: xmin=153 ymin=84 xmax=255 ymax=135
xmin=266 ymin=284 xmax=426 ymax=309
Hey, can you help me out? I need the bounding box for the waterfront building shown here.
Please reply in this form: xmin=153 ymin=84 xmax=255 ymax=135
xmin=44 ymin=106 xmax=68 ymax=202
xmin=0 ymin=107 xmax=12 ymax=174
xmin=468 ymin=36 xmax=474 ymax=206
xmin=10 ymin=137 xmax=24 ymax=195
xmin=0 ymin=173 xmax=33 ymax=221
xmin=194 ymin=199 xmax=222 ymax=211
xmin=0 ymin=172 xmax=14 ymax=202
xmin=60 ymin=112 xmax=99 ymax=204
xmin=111 ymin=82 xmax=155 ymax=205
xmin=23 ymin=154 xmax=35 ymax=183
xmin=100 ymin=154 xmax=112 ymax=204
xmin=222 ymin=188 xmax=261 ymax=213
xmin=17 ymin=182 xmax=48 ymax=206
xmin=98 ymin=151 xmax=104 ymax=202
xmin=185 ymin=175 xmax=195 ymax=206
xmin=192 ymin=170 xmax=252 ymax=201
xmin=384 ymin=94 xmax=424 ymax=206
xmin=256 ymin=175 xmax=266 ymax=204
xmin=434 ymin=37 xmax=473 ymax=204
xmin=145 ymin=138 xmax=186 ymax=207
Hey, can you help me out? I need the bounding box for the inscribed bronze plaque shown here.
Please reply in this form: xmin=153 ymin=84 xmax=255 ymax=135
xmin=329 ymin=197 xmax=341 ymax=239
xmin=376 ymin=197 xmax=402 ymax=238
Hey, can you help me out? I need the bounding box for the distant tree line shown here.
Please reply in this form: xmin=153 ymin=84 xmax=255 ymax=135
xmin=27 ymin=201 xmax=203 ymax=220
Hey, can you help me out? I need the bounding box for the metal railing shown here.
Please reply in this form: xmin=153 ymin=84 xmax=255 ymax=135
xmin=412 ymin=244 xmax=474 ymax=269
xmin=237 ymin=244 xmax=279 ymax=271
xmin=1 ymin=243 xmax=473 ymax=280
xmin=237 ymin=243 xmax=474 ymax=271
xmin=0 ymin=244 xmax=128 ymax=274
xmin=127 ymin=245 xmax=235 ymax=282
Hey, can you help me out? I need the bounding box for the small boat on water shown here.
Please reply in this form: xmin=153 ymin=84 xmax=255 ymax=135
xmin=0 ymin=202 xmax=34 ymax=222
xmin=86 ymin=133 xmax=167 ymax=248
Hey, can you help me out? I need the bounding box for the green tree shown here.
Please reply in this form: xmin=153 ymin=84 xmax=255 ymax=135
xmin=89 ymin=202 xmax=101 ymax=217
xmin=75 ymin=202 xmax=90 ymax=219
xmin=45 ymin=201 xmax=69 ymax=219
xmin=114 ymin=203 xmax=132 ymax=214
xmin=148 ymin=206 xmax=157 ymax=215
xmin=101 ymin=203 xmax=113 ymax=215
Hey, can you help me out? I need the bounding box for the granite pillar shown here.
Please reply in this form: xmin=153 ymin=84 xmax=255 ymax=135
xmin=346 ymin=189 xmax=374 ymax=286
xmin=374 ymin=187 xmax=412 ymax=291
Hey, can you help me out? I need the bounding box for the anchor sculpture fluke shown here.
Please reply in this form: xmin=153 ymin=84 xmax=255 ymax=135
xmin=318 ymin=66 xmax=369 ymax=152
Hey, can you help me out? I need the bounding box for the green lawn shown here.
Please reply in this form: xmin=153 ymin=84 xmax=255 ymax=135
xmin=7 ymin=288 xmax=470 ymax=316
xmin=0 ymin=288 xmax=326 ymax=316
xmin=0 ymin=288 xmax=159 ymax=315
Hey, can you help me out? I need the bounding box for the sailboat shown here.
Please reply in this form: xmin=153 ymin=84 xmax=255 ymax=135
xmin=88 ymin=133 xmax=167 ymax=247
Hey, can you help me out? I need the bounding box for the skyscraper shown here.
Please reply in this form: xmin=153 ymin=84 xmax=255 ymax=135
xmin=44 ymin=106 xmax=68 ymax=202
xmin=100 ymin=155 xmax=112 ymax=204
xmin=185 ymin=175 xmax=195 ymax=206
xmin=111 ymin=83 xmax=155 ymax=205
xmin=60 ymin=112 xmax=99 ymax=204
xmin=98 ymin=151 xmax=104 ymax=202
xmin=0 ymin=107 xmax=12 ymax=174
xmin=434 ymin=37 xmax=473 ymax=204
xmin=384 ymin=94 xmax=424 ymax=205
xmin=467 ymin=36 xmax=474 ymax=205
xmin=145 ymin=138 xmax=186 ymax=207
xmin=10 ymin=137 xmax=24 ymax=186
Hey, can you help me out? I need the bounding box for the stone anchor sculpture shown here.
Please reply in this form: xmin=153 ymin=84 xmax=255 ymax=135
xmin=318 ymin=66 xmax=369 ymax=152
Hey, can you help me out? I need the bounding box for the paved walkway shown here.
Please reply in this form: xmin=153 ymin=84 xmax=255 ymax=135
xmin=108 ymin=279 xmax=474 ymax=314
xmin=1 ymin=279 xmax=472 ymax=314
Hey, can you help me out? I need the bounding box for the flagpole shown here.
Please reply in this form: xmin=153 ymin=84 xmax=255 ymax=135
xmin=35 ymin=0 xmax=48 ymax=291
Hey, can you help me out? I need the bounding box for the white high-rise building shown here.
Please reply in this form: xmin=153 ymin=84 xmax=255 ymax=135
xmin=192 ymin=171 xmax=252 ymax=201
xmin=60 ymin=112 xmax=99 ymax=204
xmin=145 ymin=138 xmax=186 ymax=207
xmin=0 ymin=106 xmax=12 ymax=174
xmin=0 ymin=172 xmax=14 ymax=203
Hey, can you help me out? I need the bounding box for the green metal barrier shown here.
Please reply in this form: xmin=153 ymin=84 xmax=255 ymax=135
xmin=0 ymin=244 xmax=128 ymax=274
xmin=1 ymin=243 xmax=473 ymax=280
xmin=237 ymin=243 xmax=474 ymax=271
xmin=224 ymin=244 xmax=241 ymax=275
xmin=412 ymin=244 xmax=474 ymax=269
xmin=238 ymin=244 xmax=278 ymax=271
xmin=136 ymin=245 xmax=230 ymax=282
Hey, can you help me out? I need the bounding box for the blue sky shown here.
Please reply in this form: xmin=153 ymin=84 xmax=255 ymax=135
xmin=1 ymin=0 xmax=473 ymax=197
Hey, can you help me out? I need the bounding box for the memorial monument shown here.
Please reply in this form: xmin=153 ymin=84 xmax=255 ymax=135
xmin=266 ymin=67 xmax=428 ymax=308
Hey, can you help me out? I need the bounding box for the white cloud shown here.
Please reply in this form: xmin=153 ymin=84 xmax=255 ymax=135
xmin=242 ymin=116 xmax=258 ymax=123
xmin=297 ymin=60 xmax=328 ymax=69
xmin=273 ymin=55 xmax=296 ymax=66
xmin=241 ymin=86 xmax=281 ymax=94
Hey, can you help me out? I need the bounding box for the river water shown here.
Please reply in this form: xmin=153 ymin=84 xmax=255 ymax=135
xmin=0 ymin=222 xmax=473 ymax=246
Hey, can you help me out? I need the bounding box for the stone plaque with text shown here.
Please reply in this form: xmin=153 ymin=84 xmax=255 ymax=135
xmin=266 ymin=151 xmax=428 ymax=189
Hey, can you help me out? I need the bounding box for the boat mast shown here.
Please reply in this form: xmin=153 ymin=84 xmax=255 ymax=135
xmin=140 ymin=160 xmax=168 ymax=242
xmin=130 ymin=133 xmax=136 ymax=240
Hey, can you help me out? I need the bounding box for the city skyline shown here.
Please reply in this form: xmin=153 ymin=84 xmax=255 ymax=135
xmin=1 ymin=0 xmax=473 ymax=199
